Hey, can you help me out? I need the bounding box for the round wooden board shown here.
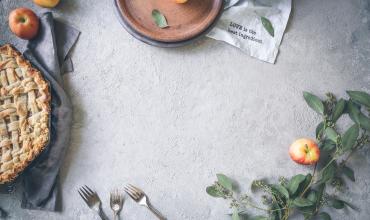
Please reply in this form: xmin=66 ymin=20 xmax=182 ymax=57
xmin=115 ymin=0 xmax=223 ymax=43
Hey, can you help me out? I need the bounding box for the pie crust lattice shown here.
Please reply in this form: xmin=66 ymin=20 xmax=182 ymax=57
xmin=0 ymin=44 xmax=50 ymax=184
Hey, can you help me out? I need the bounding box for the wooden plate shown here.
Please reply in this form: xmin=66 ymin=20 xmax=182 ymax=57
xmin=115 ymin=0 xmax=223 ymax=42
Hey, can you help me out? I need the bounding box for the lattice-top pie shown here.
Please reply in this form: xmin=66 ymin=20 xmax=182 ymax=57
xmin=0 ymin=44 xmax=50 ymax=184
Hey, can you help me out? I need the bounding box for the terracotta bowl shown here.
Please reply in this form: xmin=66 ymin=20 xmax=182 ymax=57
xmin=115 ymin=0 xmax=223 ymax=43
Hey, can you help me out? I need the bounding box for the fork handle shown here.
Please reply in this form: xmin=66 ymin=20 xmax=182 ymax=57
xmin=146 ymin=203 xmax=166 ymax=220
xmin=97 ymin=208 xmax=109 ymax=220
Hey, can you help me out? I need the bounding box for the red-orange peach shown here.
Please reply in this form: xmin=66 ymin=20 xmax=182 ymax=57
xmin=289 ymin=138 xmax=320 ymax=165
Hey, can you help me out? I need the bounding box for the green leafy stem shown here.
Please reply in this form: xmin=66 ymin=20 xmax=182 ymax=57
xmin=207 ymin=91 xmax=370 ymax=220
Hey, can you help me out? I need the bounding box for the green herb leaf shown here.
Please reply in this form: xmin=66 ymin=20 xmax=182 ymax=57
xmin=261 ymin=16 xmax=274 ymax=37
xmin=347 ymin=90 xmax=370 ymax=108
xmin=320 ymin=140 xmax=336 ymax=151
xmin=287 ymin=174 xmax=306 ymax=196
xmin=315 ymin=184 xmax=325 ymax=208
xmin=307 ymin=191 xmax=317 ymax=203
xmin=232 ymin=208 xmax=240 ymax=220
xmin=293 ymin=198 xmax=314 ymax=207
xmin=316 ymin=122 xmax=325 ymax=139
xmin=329 ymin=199 xmax=345 ymax=209
xmin=271 ymin=184 xmax=289 ymax=199
xmin=324 ymin=127 xmax=338 ymax=142
xmin=249 ymin=216 xmax=269 ymax=220
xmin=342 ymin=165 xmax=355 ymax=182
xmin=318 ymin=212 xmax=331 ymax=220
xmin=332 ymin=99 xmax=346 ymax=122
xmin=303 ymin=92 xmax=325 ymax=115
xmin=206 ymin=185 xmax=223 ymax=198
xmin=152 ymin=9 xmax=169 ymax=28
xmin=216 ymin=173 xmax=233 ymax=191
xmin=341 ymin=124 xmax=359 ymax=152
xmin=359 ymin=113 xmax=370 ymax=131
xmin=319 ymin=162 xmax=336 ymax=183
xmin=347 ymin=101 xmax=361 ymax=124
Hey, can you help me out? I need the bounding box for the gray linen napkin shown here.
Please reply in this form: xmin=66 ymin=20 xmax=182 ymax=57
xmin=0 ymin=12 xmax=80 ymax=211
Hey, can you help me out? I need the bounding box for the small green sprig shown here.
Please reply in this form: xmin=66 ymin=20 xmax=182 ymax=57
xmin=207 ymin=91 xmax=370 ymax=220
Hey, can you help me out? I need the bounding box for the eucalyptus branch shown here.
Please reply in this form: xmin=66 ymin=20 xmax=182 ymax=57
xmin=207 ymin=91 xmax=370 ymax=220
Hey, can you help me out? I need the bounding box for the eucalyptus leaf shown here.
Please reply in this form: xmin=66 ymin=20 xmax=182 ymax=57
xmin=329 ymin=199 xmax=345 ymax=209
xmin=324 ymin=127 xmax=338 ymax=142
xmin=320 ymin=140 xmax=336 ymax=151
xmin=307 ymin=191 xmax=317 ymax=203
xmin=261 ymin=16 xmax=274 ymax=37
xmin=232 ymin=208 xmax=241 ymax=220
xmin=271 ymin=184 xmax=289 ymax=199
xmin=316 ymin=122 xmax=324 ymax=139
xmin=342 ymin=165 xmax=355 ymax=182
xmin=293 ymin=198 xmax=314 ymax=207
xmin=347 ymin=90 xmax=370 ymax=108
xmin=359 ymin=112 xmax=370 ymax=131
xmin=303 ymin=92 xmax=325 ymax=115
xmin=249 ymin=216 xmax=269 ymax=220
xmin=152 ymin=9 xmax=168 ymax=28
xmin=347 ymin=101 xmax=361 ymax=124
xmin=271 ymin=203 xmax=282 ymax=220
xmin=217 ymin=173 xmax=233 ymax=191
xmin=319 ymin=162 xmax=336 ymax=183
xmin=206 ymin=185 xmax=222 ymax=198
xmin=315 ymin=184 xmax=325 ymax=208
xmin=341 ymin=124 xmax=359 ymax=152
xmin=332 ymin=99 xmax=346 ymax=122
xmin=287 ymin=174 xmax=306 ymax=196
xmin=318 ymin=212 xmax=331 ymax=220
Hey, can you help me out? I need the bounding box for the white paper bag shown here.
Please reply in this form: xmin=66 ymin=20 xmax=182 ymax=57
xmin=207 ymin=0 xmax=292 ymax=63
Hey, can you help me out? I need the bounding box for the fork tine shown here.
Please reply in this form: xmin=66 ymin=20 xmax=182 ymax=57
xmin=126 ymin=185 xmax=141 ymax=199
xmin=124 ymin=186 xmax=138 ymax=200
xmin=78 ymin=190 xmax=88 ymax=204
xmin=128 ymin=184 xmax=142 ymax=193
xmin=84 ymin=185 xmax=95 ymax=195
xmin=80 ymin=187 xmax=90 ymax=199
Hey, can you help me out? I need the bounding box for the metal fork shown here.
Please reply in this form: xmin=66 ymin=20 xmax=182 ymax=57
xmin=124 ymin=184 xmax=166 ymax=220
xmin=110 ymin=189 xmax=124 ymax=220
xmin=78 ymin=185 xmax=108 ymax=220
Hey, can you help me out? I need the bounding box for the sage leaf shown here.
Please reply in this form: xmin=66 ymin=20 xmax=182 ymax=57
xmin=341 ymin=124 xmax=359 ymax=152
xmin=318 ymin=212 xmax=331 ymax=220
xmin=342 ymin=165 xmax=355 ymax=182
xmin=332 ymin=99 xmax=346 ymax=122
xmin=319 ymin=162 xmax=336 ymax=183
xmin=271 ymin=184 xmax=289 ymax=199
xmin=347 ymin=101 xmax=361 ymax=124
xmin=359 ymin=113 xmax=370 ymax=131
xmin=232 ymin=208 xmax=240 ymax=220
xmin=287 ymin=174 xmax=306 ymax=196
xmin=316 ymin=122 xmax=324 ymax=139
xmin=293 ymin=198 xmax=314 ymax=207
xmin=216 ymin=173 xmax=233 ymax=191
xmin=261 ymin=16 xmax=274 ymax=37
xmin=303 ymin=92 xmax=325 ymax=115
xmin=324 ymin=127 xmax=338 ymax=142
xmin=152 ymin=9 xmax=168 ymax=28
xmin=206 ymin=185 xmax=222 ymax=198
xmin=347 ymin=90 xmax=370 ymax=108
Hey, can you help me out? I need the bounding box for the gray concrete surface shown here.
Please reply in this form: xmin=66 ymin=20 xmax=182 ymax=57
xmin=1 ymin=0 xmax=370 ymax=219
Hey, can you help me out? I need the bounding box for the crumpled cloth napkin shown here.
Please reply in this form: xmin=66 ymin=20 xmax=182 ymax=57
xmin=0 ymin=12 xmax=80 ymax=211
xmin=207 ymin=0 xmax=291 ymax=63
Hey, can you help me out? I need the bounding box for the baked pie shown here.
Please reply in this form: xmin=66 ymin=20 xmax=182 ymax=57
xmin=0 ymin=44 xmax=50 ymax=184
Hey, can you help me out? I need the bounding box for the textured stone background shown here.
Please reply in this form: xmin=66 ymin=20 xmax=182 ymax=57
xmin=1 ymin=0 xmax=370 ymax=219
